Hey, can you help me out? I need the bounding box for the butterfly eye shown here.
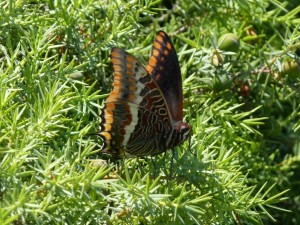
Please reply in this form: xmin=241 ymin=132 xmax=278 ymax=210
xmin=176 ymin=122 xmax=192 ymax=135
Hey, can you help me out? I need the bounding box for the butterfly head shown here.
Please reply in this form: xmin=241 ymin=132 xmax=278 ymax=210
xmin=175 ymin=121 xmax=192 ymax=144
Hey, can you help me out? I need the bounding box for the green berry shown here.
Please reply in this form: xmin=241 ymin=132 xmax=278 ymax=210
xmin=281 ymin=59 xmax=300 ymax=79
xmin=218 ymin=33 xmax=240 ymax=53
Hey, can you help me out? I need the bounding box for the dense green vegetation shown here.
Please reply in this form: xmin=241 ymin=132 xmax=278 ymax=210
xmin=1 ymin=0 xmax=299 ymax=224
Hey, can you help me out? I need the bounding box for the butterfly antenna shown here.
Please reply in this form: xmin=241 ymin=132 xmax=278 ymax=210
xmin=188 ymin=101 xmax=205 ymax=122
xmin=86 ymin=131 xmax=99 ymax=136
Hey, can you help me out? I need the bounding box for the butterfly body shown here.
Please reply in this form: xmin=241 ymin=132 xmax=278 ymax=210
xmin=99 ymin=31 xmax=191 ymax=158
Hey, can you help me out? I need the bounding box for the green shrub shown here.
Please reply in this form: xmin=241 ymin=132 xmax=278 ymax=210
xmin=1 ymin=0 xmax=299 ymax=224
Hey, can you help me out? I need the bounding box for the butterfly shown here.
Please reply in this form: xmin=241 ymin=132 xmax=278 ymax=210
xmin=99 ymin=31 xmax=191 ymax=158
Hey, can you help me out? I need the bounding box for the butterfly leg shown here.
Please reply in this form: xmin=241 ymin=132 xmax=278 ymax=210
xmin=150 ymin=156 xmax=157 ymax=177
xmin=116 ymin=159 xmax=124 ymax=177
xmin=169 ymin=148 xmax=175 ymax=180
xmin=137 ymin=157 xmax=148 ymax=176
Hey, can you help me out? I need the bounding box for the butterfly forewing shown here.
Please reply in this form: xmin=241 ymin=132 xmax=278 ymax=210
xmin=146 ymin=31 xmax=184 ymax=123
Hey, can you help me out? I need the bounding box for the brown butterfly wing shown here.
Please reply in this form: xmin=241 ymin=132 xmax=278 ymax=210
xmin=146 ymin=31 xmax=183 ymax=123
xmin=99 ymin=47 xmax=172 ymax=158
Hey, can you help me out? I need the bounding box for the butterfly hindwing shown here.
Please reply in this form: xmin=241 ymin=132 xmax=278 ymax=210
xmin=99 ymin=47 xmax=172 ymax=158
